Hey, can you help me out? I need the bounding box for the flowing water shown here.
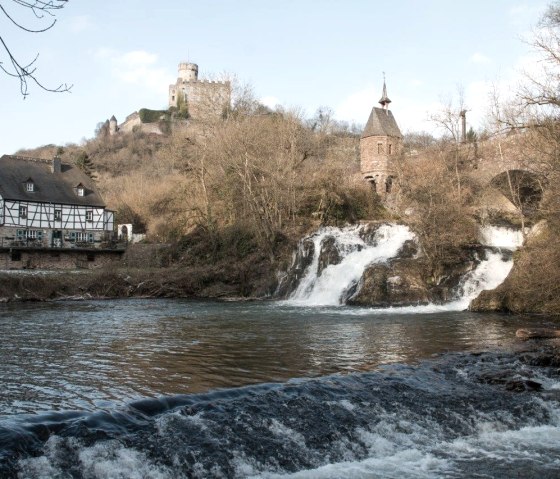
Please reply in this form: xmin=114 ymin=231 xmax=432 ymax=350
xmin=1 ymin=299 xmax=560 ymax=478
xmin=1 ymin=224 xmax=559 ymax=478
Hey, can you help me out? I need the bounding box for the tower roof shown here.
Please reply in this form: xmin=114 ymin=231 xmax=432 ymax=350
xmin=378 ymin=79 xmax=391 ymax=108
xmin=361 ymin=107 xmax=402 ymax=139
xmin=110 ymin=115 xmax=117 ymax=122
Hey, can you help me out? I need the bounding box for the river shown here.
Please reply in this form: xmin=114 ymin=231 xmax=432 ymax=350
xmin=1 ymin=299 xmax=559 ymax=478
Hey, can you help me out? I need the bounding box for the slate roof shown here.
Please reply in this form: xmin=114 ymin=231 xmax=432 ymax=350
xmin=0 ymin=155 xmax=106 ymax=207
xmin=361 ymin=107 xmax=402 ymax=139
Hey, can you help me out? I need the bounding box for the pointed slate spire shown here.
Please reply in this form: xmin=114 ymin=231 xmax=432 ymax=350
xmin=378 ymin=73 xmax=391 ymax=111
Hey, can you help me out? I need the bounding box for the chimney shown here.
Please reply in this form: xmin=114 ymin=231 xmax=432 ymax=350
xmin=460 ymin=110 xmax=467 ymax=143
xmin=52 ymin=156 xmax=61 ymax=173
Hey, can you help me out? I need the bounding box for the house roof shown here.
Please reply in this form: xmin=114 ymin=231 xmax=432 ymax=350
xmin=0 ymin=155 xmax=106 ymax=207
xmin=361 ymin=107 xmax=402 ymax=139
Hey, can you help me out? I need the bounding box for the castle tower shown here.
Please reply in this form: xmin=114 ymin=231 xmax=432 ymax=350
xmin=178 ymin=62 xmax=198 ymax=82
xmin=109 ymin=115 xmax=118 ymax=136
xmin=360 ymin=78 xmax=402 ymax=196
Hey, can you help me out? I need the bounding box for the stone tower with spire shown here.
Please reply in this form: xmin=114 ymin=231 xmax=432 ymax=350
xmin=360 ymin=78 xmax=402 ymax=196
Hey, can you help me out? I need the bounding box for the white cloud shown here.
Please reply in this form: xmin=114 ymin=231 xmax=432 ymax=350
xmin=260 ymin=95 xmax=281 ymax=108
xmin=334 ymin=84 xmax=439 ymax=133
xmin=335 ymin=85 xmax=376 ymax=124
xmin=470 ymin=52 xmax=492 ymax=64
xmin=68 ymin=15 xmax=93 ymax=33
xmin=94 ymin=49 xmax=174 ymax=95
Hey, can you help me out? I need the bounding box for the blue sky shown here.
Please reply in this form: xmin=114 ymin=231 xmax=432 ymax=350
xmin=0 ymin=0 xmax=548 ymax=154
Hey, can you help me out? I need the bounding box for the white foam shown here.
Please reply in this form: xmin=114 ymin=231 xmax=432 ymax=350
xmin=284 ymin=224 xmax=520 ymax=313
xmin=479 ymin=225 xmax=523 ymax=250
xmin=286 ymin=224 xmax=415 ymax=306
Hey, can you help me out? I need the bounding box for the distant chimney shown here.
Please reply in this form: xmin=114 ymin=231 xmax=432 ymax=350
xmin=52 ymin=157 xmax=61 ymax=173
xmin=460 ymin=110 xmax=467 ymax=143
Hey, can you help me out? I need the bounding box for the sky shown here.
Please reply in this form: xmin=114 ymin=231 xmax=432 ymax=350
xmin=0 ymin=0 xmax=549 ymax=154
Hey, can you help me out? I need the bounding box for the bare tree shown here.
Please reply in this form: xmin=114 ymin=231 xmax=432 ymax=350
xmin=0 ymin=0 xmax=72 ymax=97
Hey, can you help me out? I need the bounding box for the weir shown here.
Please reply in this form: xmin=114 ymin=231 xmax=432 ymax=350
xmin=283 ymin=223 xmax=522 ymax=310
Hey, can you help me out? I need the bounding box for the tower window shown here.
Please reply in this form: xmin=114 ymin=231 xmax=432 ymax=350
xmin=388 ymin=144 xmax=392 ymax=155
xmin=386 ymin=177 xmax=393 ymax=193
xmin=377 ymin=142 xmax=384 ymax=154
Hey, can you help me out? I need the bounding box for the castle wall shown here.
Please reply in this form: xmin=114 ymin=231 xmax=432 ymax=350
xmin=169 ymin=79 xmax=231 ymax=119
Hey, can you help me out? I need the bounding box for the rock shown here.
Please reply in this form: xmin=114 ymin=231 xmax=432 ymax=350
xmin=516 ymin=328 xmax=560 ymax=340
xmin=348 ymin=258 xmax=431 ymax=306
xmin=317 ymin=236 xmax=342 ymax=275
xmin=479 ymin=369 xmax=543 ymax=392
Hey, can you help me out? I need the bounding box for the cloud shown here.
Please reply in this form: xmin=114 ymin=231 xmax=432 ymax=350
xmin=94 ymin=49 xmax=174 ymax=95
xmin=470 ymin=52 xmax=492 ymax=64
xmin=68 ymin=15 xmax=93 ymax=33
xmin=260 ymin=96 xmax=281 ymax=108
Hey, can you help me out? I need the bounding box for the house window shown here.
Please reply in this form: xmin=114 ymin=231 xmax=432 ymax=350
xmin=16 ymin=229 xmax=43 ymax=240
xmin=26 ymin=182 xmax=35 ymax=192
xmin=54 ymin=209 xmax=62 ymax=221
xmin=86 ymin=211 xmax=93 ymax=222
xmin=19 ymin=205 xmax=27 ymax=219
xmin=71 ymin=232 xmax=94 ymax=243
xmin=77 ymin=187 xmax=85 ymax=197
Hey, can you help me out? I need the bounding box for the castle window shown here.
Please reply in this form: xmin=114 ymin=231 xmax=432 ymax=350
xmin=386 ymin=176 xmax=393 ymax=193
xmin=19 ymin=205 xmax=27 ymax=219
xmin=377 ymin=142 xmax=384 ymax=154
xmin=388 ymin=144 xmax=392 ymax=155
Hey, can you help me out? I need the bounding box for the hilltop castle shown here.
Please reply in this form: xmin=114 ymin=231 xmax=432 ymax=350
xmin=360 ymin=80 xmax=402 ymax=196
xmin=168 ymin=62 xmax=231 ymax=119
xmin=105 ymin=61 xmax=232 ymax=136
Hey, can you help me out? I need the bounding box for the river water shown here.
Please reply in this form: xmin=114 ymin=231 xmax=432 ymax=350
xmin=1 ymin=298 xmax=560 ymax=478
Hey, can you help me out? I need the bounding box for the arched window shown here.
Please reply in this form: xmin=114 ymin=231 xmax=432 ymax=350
xmin=386 ymin=176 xmax=393 ymax=193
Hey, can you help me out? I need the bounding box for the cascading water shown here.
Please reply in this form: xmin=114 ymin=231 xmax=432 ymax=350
xmin=285 ymin=224 xmax=416 ymax=306
xmin=284 ymin=223 xmax=523 ymax=311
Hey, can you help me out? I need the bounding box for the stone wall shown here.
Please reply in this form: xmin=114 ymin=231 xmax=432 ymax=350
xmin=360 ymin=135 xmax=401 ymax=195
xmin=169 ymin=79 xmax=231 ymax=119
xmin=0 ymin=249 xmax=122 ymax=270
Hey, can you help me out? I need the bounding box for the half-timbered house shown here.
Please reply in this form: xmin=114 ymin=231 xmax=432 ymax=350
xmin=0 ymin=155 xmax=121 ymax=269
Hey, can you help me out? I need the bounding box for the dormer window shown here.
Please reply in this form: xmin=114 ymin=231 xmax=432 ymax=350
xmin=24 ymin=178 xmax=35 ymax=192
xmin=75 ymin=183 xmax=85 ymax=197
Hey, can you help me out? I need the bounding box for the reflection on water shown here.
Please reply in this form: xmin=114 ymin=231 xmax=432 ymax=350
xmin=0 ymin=299 xmax=558 ymax=415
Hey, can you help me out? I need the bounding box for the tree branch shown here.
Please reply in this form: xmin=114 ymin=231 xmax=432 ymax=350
xmin=0 ymin=0 xmax=71 ymax=97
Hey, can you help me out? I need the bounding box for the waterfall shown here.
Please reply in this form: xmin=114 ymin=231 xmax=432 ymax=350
xmin=283 ymin=223 xmax=522 ymax=311
xmin=285 ymin=224 xmax=415 ymax=306
xmin=479 ymin=225 xmax=524 ymax=249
